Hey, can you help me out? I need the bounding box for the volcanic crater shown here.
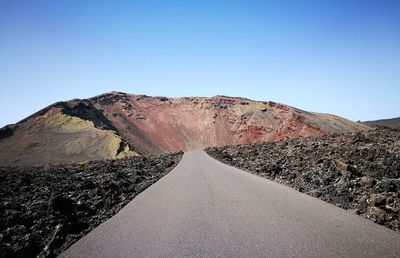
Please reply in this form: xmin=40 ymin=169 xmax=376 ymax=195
xmin=0 ymin=92 xmax=369 ymax=165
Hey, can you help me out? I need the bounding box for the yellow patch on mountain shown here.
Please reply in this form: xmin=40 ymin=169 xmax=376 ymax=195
xmin=45 ymin=112 xmax=94 ymax=131
xmin=46 ymin=111 xmax=139 ymax=159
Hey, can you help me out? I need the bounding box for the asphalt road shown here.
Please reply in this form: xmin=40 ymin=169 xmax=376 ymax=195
xmin=60 ymin=151 xmax=400 ymax=258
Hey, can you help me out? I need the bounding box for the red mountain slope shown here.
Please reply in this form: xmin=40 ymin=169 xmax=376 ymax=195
xmin=87 ymin=92 xmax=369 ymax=153
xmin=0 ymin=92 xmax=370 ymax=164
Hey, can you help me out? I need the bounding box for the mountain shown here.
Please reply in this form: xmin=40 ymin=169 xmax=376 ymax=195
xmin=361 ymin=117 xmax=400 ymax=129
xmin=0 ymin=92 xmax=370 ymax=165
xmin=0 ymin=99 xmax=139 ymax=165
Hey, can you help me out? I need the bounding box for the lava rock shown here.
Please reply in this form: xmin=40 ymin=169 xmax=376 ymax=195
xmin=0 ymin=151 xmax=183 ymax=258
xmin=206 ymin=128 xmax=400 ymax=232
xmin=51 ymin=195 xmax=75 ymax=216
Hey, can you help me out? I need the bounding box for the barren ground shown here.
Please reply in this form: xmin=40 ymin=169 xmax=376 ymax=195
xmin=206 ymin=128 xmax=400 ymax=232
xmin=0 ymin=152 xmax=182 ymax=258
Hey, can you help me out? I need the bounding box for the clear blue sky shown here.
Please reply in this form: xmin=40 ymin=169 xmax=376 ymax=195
xmin=1 ymin=0 xmax=399 ymax=127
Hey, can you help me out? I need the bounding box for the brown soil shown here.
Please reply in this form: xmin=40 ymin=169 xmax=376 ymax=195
xmin=0 ymin=92 xmax=369 ymax=165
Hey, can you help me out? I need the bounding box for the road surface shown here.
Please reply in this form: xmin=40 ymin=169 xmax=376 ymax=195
xmin=60 ymin=151 xmax=400 ymax=257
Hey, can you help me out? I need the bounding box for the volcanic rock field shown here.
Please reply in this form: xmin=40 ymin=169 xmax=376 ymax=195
xmin=0 ymin=152 xmax=182 ymax=258
xmin=206 ymin=128 xmax=400 ymax=232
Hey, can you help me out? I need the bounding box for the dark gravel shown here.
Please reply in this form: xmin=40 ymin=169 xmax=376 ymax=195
xmin=206 ymin=128 xmax=400 ymax=232
xmin=0 ymin=152 xmax=183 ymax=258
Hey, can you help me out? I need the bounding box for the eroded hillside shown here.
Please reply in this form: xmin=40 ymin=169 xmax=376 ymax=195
xmin=0 ymin=100 xmax=138 ymax=165
xmin=87 ymin=92 xmax=369 ymax=155
xmin=0 ymin=92 xmax=370 ymax=164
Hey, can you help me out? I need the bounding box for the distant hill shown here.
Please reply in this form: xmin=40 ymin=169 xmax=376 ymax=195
xmin=0 ymin=92 xmax=370 ymax=165
xmin=361 ymin=117 xmax=400 ymax=129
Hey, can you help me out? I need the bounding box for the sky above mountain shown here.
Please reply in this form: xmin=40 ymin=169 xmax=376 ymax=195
xmin=1 ymin=0 xmax=399 ymax=127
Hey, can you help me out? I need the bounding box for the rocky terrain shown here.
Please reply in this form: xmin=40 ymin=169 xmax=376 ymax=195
xmin=0 ymin=152 xmax=182 ymax=258
xmin=0 ymin=92 xmax=369 ymax=165
xmin=206 ymin=128 xmax=400 ymax=232
xmin=362 ymin=117 xmax=400 ymax=129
